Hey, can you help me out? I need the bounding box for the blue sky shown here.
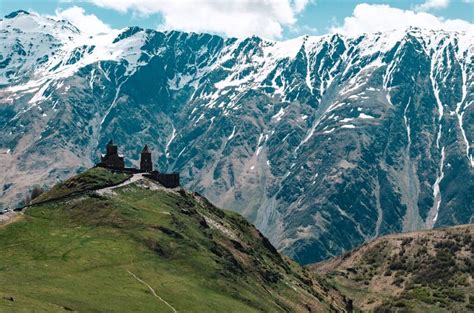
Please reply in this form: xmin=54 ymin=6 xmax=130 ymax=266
xmin=0 ymin=1 xmax=472 ymax=39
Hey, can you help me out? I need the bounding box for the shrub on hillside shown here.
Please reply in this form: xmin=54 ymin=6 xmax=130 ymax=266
xmin=31 ymin=186 xmax=44 ymax=200
xmin=23 ymin=186 xmax=45 ymax=205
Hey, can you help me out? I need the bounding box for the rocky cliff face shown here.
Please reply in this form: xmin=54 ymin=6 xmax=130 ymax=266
xmin=1 ymin=10 xmax=472 ymax=264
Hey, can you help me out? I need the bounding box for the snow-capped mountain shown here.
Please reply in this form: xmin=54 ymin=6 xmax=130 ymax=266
xmin=1 ymin=10 xmax=472 ymax=264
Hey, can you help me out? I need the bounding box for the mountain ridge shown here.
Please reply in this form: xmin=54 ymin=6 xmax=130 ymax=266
xmin=1 ymin=10 xmax=473 ymax=264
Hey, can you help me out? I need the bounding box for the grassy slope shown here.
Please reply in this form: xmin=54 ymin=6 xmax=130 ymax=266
xmin=0 ymin=168 xmax=349 ymax=312
xmin=311 ymin=225 xmax=474 ymax=312
xmin=32 ymin=167 xmax=131 ymax=203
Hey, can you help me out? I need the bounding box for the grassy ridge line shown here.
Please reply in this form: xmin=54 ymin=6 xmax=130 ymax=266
xmin=19 ymin=167 xmax=132 ymax=209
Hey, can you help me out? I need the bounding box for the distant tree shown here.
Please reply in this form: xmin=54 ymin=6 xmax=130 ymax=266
xmin=23 ymin=186 xmax=44 ymax=205
xmin=30 ymin=186 xmax=44 ymax=200
xmin=23 ymin=193 xmax=31 ymax=206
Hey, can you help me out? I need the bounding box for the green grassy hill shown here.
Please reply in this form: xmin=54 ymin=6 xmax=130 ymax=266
xmin=311 ymin=225 xmax=474 ymax=312
xmin=0 ymin=167 xmax=350 ymax=312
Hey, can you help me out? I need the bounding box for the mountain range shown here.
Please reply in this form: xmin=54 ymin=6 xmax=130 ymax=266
xmin=0 ymin=10 xmax=472 ymax=264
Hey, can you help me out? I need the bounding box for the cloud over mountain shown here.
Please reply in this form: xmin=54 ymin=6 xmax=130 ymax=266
xmin=87 ymin=0 xmax=311 ymax=39
xmin=54 ymin=6 xmax=112 ymax=35
xmin=331 ymin=3 xmax=473 ymax=36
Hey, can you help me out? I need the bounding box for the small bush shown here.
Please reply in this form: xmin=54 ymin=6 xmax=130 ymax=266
xmin=442 ymin=289 xmax=465 ymax=302
xmin=31 ymin=186 xmax=44 ymax=200
xmin=23 ymin=193 xmax=31 ymax=206
xmin=467 ymin=296 xmax=474 ymax=310
xmin=394 ymin=276 xmax=404 ymax=287
xmin=406 ymin=287 xmax=433 ymax=304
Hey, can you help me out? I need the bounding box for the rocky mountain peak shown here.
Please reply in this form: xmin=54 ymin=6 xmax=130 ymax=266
xmin=0 ymin=13 xmax=472 ymax=264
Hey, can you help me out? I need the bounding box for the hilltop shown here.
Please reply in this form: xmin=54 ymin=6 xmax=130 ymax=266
xmin=0 ymin=167 xmax=350 ymax=312
xmin=311 ymin=225 xmax=474 ymax=312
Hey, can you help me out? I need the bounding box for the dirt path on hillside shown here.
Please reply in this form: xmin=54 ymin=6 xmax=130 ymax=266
xmin=127 ymin=270 xmax=178 ymax=313
xmin=0 ymin=212 xmax=22 ymax=228
xmin=95 ymin=173 xmax=178 ymax=196
xmin=95 ymin=174 xmax=145 ymax=195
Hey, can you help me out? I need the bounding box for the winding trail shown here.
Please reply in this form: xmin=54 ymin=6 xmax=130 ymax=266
xmin=95 ymin=174 xmax=144 ymax=195
xmin=95 ymin=173 xmax=177 ymax=196
xmin=127 ymin=270 xmax=178 ymax=313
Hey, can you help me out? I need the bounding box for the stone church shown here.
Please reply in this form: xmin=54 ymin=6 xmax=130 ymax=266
xmin=98 ymin=140 xmax=180 ymax=188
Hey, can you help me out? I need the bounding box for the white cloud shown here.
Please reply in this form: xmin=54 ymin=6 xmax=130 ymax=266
xmin=55 ymin=6 xmax=112 ymax=35
xmin=415 ymin=0 xmax=450 ymax=11
xmin=293 ymin=0 xmax=310 ymax=13
xmin=87 ymin=0 xmax=311 ymax=39
xmin=331 ymin=3 xmax=474 ymax=36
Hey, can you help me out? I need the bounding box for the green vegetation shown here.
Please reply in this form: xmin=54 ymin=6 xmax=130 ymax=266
xmin=0 ymin=168 xmax=348 ymax=312
xmin=32 ymin=167 xmax=131 ymax=203
xmin=312 ymin=227 xmax=474 ymax=312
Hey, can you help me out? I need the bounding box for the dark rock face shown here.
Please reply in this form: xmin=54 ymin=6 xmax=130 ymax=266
xmin=0 ymin=12 xmax=472 ymax=264
xmin=4 ymin=10 xmax=30 ymax=19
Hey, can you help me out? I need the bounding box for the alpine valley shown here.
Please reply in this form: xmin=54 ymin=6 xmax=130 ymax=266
xmin=0 ymin=10 xmax=473 ymax=264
